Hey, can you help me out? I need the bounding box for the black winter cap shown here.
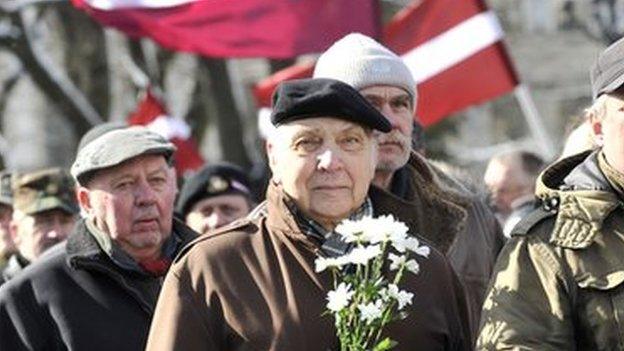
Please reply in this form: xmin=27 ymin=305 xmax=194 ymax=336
xmin=176 ymin=162 xmax=252 ymax=216
xmin=270 ymin=78 xmax=391 ymax=132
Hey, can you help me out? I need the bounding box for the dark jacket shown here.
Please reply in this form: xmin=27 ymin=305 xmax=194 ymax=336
xmin=478 ymin=150 xmax=624 ymax=350
xmin=0 ymin=218 xmax=196 ymax=351
xmin=0 ymin=254 xmax=28 ymax=284
xmin=393 ymin=153 xmax=505 ymax=337
xmin=146 ymin=183 xmax=473 ymax=351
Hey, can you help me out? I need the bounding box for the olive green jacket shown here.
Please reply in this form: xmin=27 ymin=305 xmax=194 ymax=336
xmin=477 ymin=150 xmax=624 ymax=350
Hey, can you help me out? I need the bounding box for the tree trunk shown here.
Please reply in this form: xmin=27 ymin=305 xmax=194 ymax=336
xmin=201 ymin=57 xmax=250 ymax=168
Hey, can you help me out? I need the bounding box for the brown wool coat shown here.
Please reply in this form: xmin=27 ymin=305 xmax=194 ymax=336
xmin=397 ymin=153 xmax=505 ymax=338
xmin=146 ymin=183 xmax=473 ymax=351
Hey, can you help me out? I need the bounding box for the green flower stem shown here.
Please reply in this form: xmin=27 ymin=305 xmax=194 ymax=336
xmin=371 ymin=301 xmax=396 ymax=347
xmin=331 ymin=237 xmax=415 ymax=351
xmin=392 ymin=262 xmax=406 ymax=286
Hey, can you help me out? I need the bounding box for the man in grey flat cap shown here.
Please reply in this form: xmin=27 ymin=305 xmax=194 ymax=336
xmin=0 ymin=125 xmax=197 ymax=351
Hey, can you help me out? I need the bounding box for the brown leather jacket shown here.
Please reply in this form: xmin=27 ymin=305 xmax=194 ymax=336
xmin=394 ymin=153 xmax=505 ymax=338
xmin=146 ymin=183 xmax=473 ymax=351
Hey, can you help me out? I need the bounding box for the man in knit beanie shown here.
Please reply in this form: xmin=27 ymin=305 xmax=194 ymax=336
xmin=315 ymin=33 xmax=505 ymax=340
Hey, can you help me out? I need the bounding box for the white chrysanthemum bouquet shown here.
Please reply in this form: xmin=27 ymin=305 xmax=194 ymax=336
xmin=315 ymin=215 xmax=430 ymax=351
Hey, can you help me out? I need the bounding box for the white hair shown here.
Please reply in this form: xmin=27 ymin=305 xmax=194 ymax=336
xmin=585 ymin=94 xmax=610 ymax=122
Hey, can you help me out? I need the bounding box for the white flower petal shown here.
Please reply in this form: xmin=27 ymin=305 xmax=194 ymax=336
xmin=327 ymin=283 xmax=354 ymax=312
xmin=314 ymin=257 xmax=330 ymax=273
xmin=388 ymin=253 xmax=407 ymax=271
xmin=391 ymin=237 xmax=408 ymax=253
xmin=403 ymin=237 xmax=420 ymax=252
xmin=395 ymin=290 xmax=414 ymax=310
xmin=335 ymin=219 xmax=365 ymax=243
xmin=414 ymin=245 xmax=431 ymax=258
xmin=358 ymin=299 xmax=384 ymax=324
xmin=348 ymin=244 xmax=381 ymax=265
xmin=405 ymin=259 xmax=420 ymax=274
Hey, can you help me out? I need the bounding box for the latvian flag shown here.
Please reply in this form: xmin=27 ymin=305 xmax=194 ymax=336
xmin=253 ymin=0 xmax=519 ymax=127
xmin=71 ymin=0 xmax=380 ymax=58
xmin=385 ymin=0 xmax=519 ymax=126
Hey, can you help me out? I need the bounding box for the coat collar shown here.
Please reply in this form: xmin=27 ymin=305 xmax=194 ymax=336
xmin=536 ymin=150 xmax=620 ymax=249
xmin=1 ymin=254 xmax=28 ymax=282
xmin=262 ymin=152 xmax=473 ymax=254
xmin=66 ymin=218 xmax=197 ymax=269
xmin=397 ymin=152 xmax=470 ymax=253
xmin=261 ymin=152 xmax=472 ymax=254
xmin=262 ymin=180 xmax=444 ymax=251
xmin=264 ymin=181 xmax=334 ymax=254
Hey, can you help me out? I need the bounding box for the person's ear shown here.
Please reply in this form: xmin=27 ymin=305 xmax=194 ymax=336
xmin=266 ymin=139 xmax=281 ymax=184
xmin=77 ymin=187 xmax=93 ymax=215
xmin=588 ymin=113 xmax=604 ymax=147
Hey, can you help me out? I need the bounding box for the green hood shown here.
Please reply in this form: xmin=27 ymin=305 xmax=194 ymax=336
xmin=535 ymin=150 xmax=620 ymax=249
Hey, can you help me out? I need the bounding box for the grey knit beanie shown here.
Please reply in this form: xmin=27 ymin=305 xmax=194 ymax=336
xmin=313 ymin=33 xmax=417 ymax=107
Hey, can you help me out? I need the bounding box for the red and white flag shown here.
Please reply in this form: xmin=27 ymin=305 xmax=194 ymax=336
xmin=127 ymin=89 xmax=204 ymax=176
xmin=384 ymin=0 xmax=518 ymax=126
xmin=253 ymin=0 xmax=518 ymax=127
xmin=71 ymin=0 xmax=379 ymax=58
xmin=253 ymin=62 xmax=314 ymax=107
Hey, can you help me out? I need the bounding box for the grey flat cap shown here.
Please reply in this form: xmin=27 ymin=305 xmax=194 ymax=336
xmin=71 ymin=126 xmax=176 ymax=184
xmin=591 ymin=37 xmax=624 ymax=100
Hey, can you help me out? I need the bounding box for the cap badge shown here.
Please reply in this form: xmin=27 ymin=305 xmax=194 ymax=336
xmin=46 ymin=183 xmax=59 ymax=195
xmin=207 ymin=176 xmax=229 ymax=194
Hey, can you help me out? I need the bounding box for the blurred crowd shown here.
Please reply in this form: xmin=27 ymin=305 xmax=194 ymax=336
xmin=0 ymin=32 xmax=620 ymax=351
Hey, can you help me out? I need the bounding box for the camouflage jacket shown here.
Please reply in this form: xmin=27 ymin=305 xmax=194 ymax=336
xmin=477 ymin=150 xmax=624 ymax=350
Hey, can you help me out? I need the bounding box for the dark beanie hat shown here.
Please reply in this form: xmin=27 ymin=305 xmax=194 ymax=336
xmin=176 ymin=162 xmax=252 ymax=216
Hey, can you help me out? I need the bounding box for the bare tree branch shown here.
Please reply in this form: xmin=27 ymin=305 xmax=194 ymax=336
xmin=0 ymin=0 xmax=64 ymax=13
xmin=580 ymin=0 xmax=624 ymax=45
xmin=199 ymin=58 xmax=250 ymax=168
xmin=141 ymin=38 xmax=161 ymax=84
xmin=8 ymin=6 xmax=103 ymax=134
xmin=121 ymin=51 xmax=149 ymax=88
xmin=0 ymin=19 xmax=21 ymax=42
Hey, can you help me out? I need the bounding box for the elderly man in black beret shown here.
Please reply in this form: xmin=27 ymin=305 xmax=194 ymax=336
xmin=0 ymin=125 xmax=197 ymax=351
xmin=177 ymin=162 xmax=254 ymax=235
xmin=146 ymin=78 xmax=472 ymax=351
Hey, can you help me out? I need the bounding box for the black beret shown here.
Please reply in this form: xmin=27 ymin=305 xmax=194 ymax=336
xmin=271 ymin=78 xmax=391 ymax=132
xmin=176 ymin=162 xmax=252 ymax=216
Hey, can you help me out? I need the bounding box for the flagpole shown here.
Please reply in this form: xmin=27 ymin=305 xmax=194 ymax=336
xmin=513 ymin=84 xmax=556 ymax=159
